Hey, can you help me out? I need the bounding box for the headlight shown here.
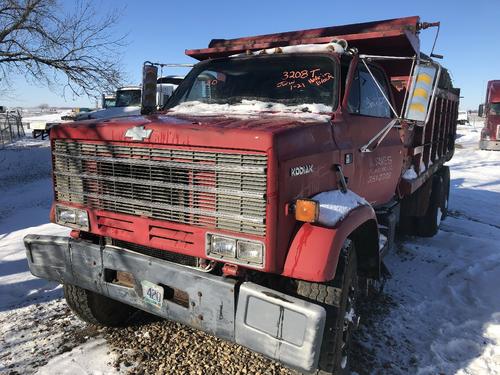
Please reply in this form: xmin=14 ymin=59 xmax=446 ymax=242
xmin=210 ymin=235 xmax=236 ymax=258
xmin=56 ymin=205 xmax=89 ymax=230
xmin=237 ymin=241 xmax=263 ymax=264
xmin=206 ymin=234 xmax=264 ymax=266
xmin=59 ymin=209 xmax=76 ymax=223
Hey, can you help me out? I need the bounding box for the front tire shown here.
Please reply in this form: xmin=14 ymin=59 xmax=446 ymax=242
xmin=64 ymin=284 xmax=137 ymax=327
xmin=296 ymin=240 xmax=359 ymax=374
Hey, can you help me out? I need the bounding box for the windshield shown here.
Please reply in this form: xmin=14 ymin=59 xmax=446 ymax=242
xmin=490 ymin=103 xmax=500 ymax=115
xmin=104 ymin=98 xmax=116 ymax=108
xmin=167 ymin=55 xmax=337 ymax=112
xmin=115 ymin=89 xmax=141 ymax=107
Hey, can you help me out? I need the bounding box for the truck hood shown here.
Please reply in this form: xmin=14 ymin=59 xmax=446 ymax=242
xmin=51 ymin=113 xmax=333 ymax=154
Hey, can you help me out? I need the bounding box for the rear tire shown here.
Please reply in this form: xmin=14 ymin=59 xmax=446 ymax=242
xmin=415 ymin=175 xmax=444 ymax=237
xmin=296 ymin=240 xmax=359 ymax=375
xmin=439 ymin=166 xmax=450 ymax=220
xmin=64 ymin=284 xmax=137 ymax=327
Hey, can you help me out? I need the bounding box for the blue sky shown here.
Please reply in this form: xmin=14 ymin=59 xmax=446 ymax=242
xmin=3 ymin=0 xmax=498 ymax=110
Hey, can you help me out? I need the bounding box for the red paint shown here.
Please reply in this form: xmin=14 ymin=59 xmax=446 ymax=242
xmin=222 ymin=264 xmax=241 ymax=277
xmin=282 ymin=206 xmax=377 ymax=281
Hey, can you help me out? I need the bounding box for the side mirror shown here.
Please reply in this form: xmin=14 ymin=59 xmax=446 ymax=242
xmin=404 ymin=62 xmax=440 ymax=124
xmin=141 ymin=63 xmax=158 ymax=115
xmin=478 ymin=104 xmax=484 ymax=117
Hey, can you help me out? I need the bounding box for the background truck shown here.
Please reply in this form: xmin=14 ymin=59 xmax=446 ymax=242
xmin=479 ymin=80 xmax=500 ymax=150
xmin=457 ymin=110 xmax=469 ymax=125
xmin=24 ymin=16 xmax=459 ymax=374
xmin=75 ymin=85 xmax=142 ymax=121
xmin=101 ymin=93 xmax=116 ymax=109
xmin=76 ymin=73 xmax=186 ymax=121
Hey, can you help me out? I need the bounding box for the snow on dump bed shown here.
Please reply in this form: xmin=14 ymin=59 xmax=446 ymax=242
xmin=402 ymin=165 xmax=418 ymax=180
xmin=168 ymin=100 xmax=331 ymax=121
xmin=313 ymin=189 xmax=368 ymax=226
xmin=231 ymin=41 xmax=346 ymax=57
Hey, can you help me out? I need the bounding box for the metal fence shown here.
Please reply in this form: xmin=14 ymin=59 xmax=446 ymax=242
xmin=0 ymin=110 xmax=24 ymax=147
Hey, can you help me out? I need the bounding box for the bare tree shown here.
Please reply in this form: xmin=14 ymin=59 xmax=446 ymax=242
xmin=0 ymin=0 xmax=126 ymax=98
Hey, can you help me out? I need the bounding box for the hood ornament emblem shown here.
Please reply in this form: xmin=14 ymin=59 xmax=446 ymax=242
xmin=125 ymin=125 xmax=152 ymax=141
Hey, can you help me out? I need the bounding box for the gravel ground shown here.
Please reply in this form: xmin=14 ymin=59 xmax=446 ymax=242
xmin=104 ymin=314 xmax=298 ymax=375
xmin=0 ymin=286 xmax=396 ymax=375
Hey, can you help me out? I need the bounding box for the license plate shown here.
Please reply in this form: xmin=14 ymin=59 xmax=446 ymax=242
xmin=141 ymin=280 xmax=164 ymax=308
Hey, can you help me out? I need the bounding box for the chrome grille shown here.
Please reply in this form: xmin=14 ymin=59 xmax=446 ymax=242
xmin=52 ymin=140 xmax=267 ymax=235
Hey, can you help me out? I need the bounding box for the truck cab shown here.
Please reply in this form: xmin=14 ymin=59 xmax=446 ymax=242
xmin=479 ymin=80 xmax=500 ymax=150
xmin=102 ymin=93 xmax=116 ymax=109
xmin=77 ymin=86 xmax=142 ymax=121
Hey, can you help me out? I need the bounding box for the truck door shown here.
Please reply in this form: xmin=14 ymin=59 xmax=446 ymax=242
xmin=334 ymin=62 xmax=403 ymax=205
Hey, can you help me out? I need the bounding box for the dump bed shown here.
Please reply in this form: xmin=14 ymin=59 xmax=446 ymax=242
xmin=186 ymin=16 xmax=421 ymax=59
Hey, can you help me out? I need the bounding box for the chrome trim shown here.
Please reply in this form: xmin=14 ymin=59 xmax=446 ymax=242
xmin=52 ymin=152 xmax=266 ymax=174
xmin=205 ymin=232 xmax=265 ymax=269
xmin=56 ymin=188 xmax=265 ymax=224
xmin=53 ymin=170 xmax=265 ymax=199
xmin=53 ymin=140 xmax=268 ymax=236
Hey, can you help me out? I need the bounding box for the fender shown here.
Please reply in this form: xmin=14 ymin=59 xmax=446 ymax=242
xmin=281 ymin=205 xmax=378 ymax=282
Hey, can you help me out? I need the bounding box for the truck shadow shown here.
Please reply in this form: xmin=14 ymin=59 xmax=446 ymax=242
xmin=350 ymin=291 xmax=402 ymax=374
xmin=0 ymin=205 xmax=53 ymax=238
xmin=0 ymin=277 xmax=62 ymax=312
xmin=0 ymin=258 xmax=28 ymax=278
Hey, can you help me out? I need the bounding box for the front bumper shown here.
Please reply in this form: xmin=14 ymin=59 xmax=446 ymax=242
xmin=479 ymin=140 xmax=500 ymax=150
xmin=24 ymin=235 xmax=325 ymax=373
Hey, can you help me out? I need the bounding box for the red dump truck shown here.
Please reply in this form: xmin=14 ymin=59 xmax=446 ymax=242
xmin=479 ymin=80 xmax=500 ymax=150
xmin=25 ymin=16 xmax=459 ymax=374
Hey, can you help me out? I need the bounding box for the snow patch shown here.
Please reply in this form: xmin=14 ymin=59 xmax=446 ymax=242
xmin=378 ymin=233 xmax=388 ymax=250
xmin=36 ymin=338 xmax=118 ymax=375
xmin=168 ymin=100 xmax=331 ymax=121
xmin=402 ymin=165 xmax=418 ymax=180
xmin=23 ymin=111 xmax=72 ymax=123
xmin=419 ymin=159 xmax=427 ymax=173
xmin=312 ymin=189 xmax=368 ymax=226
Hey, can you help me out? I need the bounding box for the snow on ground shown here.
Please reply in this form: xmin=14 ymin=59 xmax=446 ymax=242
xmin=23 ymin=110 xmax=72 ymax=123
xmin=0 ymin=123 xmax=499 ymax=374
xmin=352 ymin=122 xmax=500 ymax=374
xmin=0 ymin=136 xmax=119 ymax=374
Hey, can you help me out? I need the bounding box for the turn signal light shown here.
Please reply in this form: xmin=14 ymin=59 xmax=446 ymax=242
xmin=295 ymin=199 xmax=319 ymax=223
